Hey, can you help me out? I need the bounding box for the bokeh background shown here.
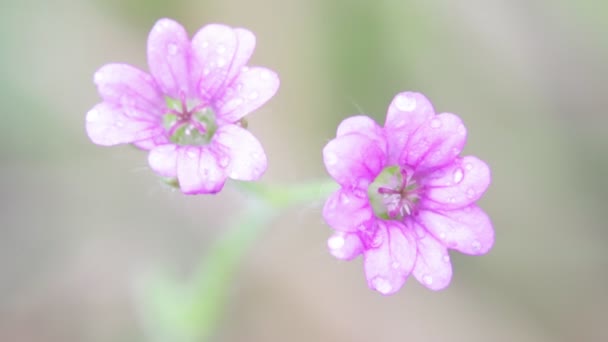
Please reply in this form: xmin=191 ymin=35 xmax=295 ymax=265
xmin=1 ymin=0 xmax=607 ymax=341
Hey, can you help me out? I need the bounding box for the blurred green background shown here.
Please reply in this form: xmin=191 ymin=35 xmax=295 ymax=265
xmin=1 ymin=0 xmax=607 ymax=341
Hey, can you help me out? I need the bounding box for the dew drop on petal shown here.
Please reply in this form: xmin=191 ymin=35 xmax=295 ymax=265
xmin=372 ymin=277 xmax=393 ymax=295
xmin=453 ymin=168 xmax=464 ymax=184
xmin=260 ymin=70 xmax=271 ymax=81
xmin=325 ymin=152 xmax=338 ymax=166
xmin=167 ymin=43 xmax=178 ymax=55
xmin=391 ymin=261 xmax=400 ymax=269
xmin=395 ymin=94 xmax=417 ymax=111
xmin=217 ymin=57 xmax=226 ymax=67
xmin=439 ymin=232 xmax=447 ymax=240
xmin=465 ymin=163 xmax=473 ymax=171
xmin=249 ymin=91 xmax=259 ymax=100
xmin=340 ymin=194 xmax=351 ymax=205
xmin=216 ymin=44 xmax=226 ymax=54
xmin=201 ymin=40 xmax=209 ymax=49
xmin=219 ymin=155 xmax=230 ymax=168
xmin=203 ymin=68 xmax=211 ymax=76
xmin=430 ymin=118 xmax=442 ymax=128
xmin=328 ymin=235 xmax=345 ymax=250
xmin=442 ymin=254 xmax=450 ymax=263
xmin=472 ymin=240 xmax=482 ymax=252
xmin=187 ymin=150 xmax=197 ymax=159
xmin=423 ymin=275 xmax=434 ymax=285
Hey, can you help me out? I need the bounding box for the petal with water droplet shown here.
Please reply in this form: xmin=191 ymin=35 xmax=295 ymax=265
xmin=402 ymin=113 xmax=466 ymax=172
xmin=421 ymin=156 xmax=491 ymax=210
xmin=416 ymin=205 xmax=494 ymax=255
xmin=176 ymin=146 xmax=228 ymax=194
xmin=410 ymin=221 xmax=453 ymax=290
xmin=213 ymin=124 xmax=267 ymax=181
xmin=147 ymin=18 xmax=194 ymax=98
xmin=363 ymin=220 xmax=416 ymax=295
xmin=323 ymin=189 xmax=373 ymax=232
xmin=192 ymin=25 xmax=256 ymax=99
xmin=216 ymin=67 xmax=279 ymax=123
xmin=384 ymin=92 xmax=435 ymax=164
xmin=323 ymin=133 xmax=386 ymax=188
xmin=86 ymin=103 xmax=164 ymax=147
xmin=327 ymin=232 xmax=363 ymax=260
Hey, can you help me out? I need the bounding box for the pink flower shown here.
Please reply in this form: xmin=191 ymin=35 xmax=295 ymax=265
xmin=86 ymin=18 xmax=279 ymax=194
xmin=322 ymin=92 xmax=494 ymax=295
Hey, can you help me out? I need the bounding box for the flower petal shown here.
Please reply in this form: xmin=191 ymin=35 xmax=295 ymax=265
xmin=410 ymin=221 xmax=453 ymax=290
xmin=402 ymin=113 xmax=466 ymax=172
xmin=213 ymin=124 xmax=267 ymax=181
xmin=384 ymin=92 xmax=435 ymax=164
xmin=148 ymin=144 xmax=178 ymax=177
xmin=216 ymin=67 xmax=279 ymax=123
xmin=416 ymin=205 xmax=494 ymax=255
xmin=327 ymin=232 xmax=364 ymax=260
xmin=421 ymin=156 xmax=491 ymax=210
xmin=176 ymin=146 xmax=228 ymax=194
xmin=94 ymin=63 xmax=164 ymax=116
xmin=336 ymin=115 xmax=386 ymax=155
xmin=323 ymin=189 xmax=373 ymax=232
xmin=86 ymin=103 xmax=164 ymax=146
xmin=363 ymin=220 xmax=417 ymax=295
xmin=323 ymin=133 xmax=386 ymax=189
xmin=147 ymin=18 xmax=195 ymax=98
xmin=192 ymin=25 xmax=256 ymax=100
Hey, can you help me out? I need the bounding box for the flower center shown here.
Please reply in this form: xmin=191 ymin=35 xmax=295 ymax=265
xmin=163 ymin=94 xmax=217 ymax=145
xmin=368 ymin=166 xmax=421 ymax=220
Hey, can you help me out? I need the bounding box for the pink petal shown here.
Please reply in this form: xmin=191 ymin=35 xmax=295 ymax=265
xmin=148 ymin=144 xmax=178 ymax=177
xmin=323 ymin=133 xmax=386 ymax=189
xmin=94 ymin=63 xmax=164 ymax=116
xmin=384 ymin=92 xmax=435 ymax=164
xmin=323 ymin=189 xmax=373 ymax=232
xmin=216 ymin=67 xmax=279 ymax=123
xmin=410 ymin=221 xmax=453 ymax=290
xmin=327 ymin=232 xmax=364 ymax=260
xmin=416 ymin=205 xmax=494 ymax=255
xmin=402 ymin=113 xmax=466 ymax=172
xmin=363 ymin=220 xmax=417 ymax=295
xmin=86 ymin=103 xmax=164 ymax=147
xmin=336 ymin=115 xmax=386 ymax=155
xmin=421 ymin=156 xmax=491 ymax=210
xmin=176 ymin=146 xmax=228 ymax=194
xmin=213 ymin=124 xmax=267 ymax=181
xmin=147 ymin=18 xmax=195 ymax=98
xmin=192 ymin=25 xmax=256 ymax=100
xmin=132 ymin=135 xmax=170 ymax=150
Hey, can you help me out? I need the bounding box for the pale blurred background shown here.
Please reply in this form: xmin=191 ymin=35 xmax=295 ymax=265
xmin=1 ymin=0 xmax=607 ymax=341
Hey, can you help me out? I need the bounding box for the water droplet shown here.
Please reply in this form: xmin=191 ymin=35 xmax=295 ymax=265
xmin=217 ymin=57 xmax=226 ymax=67
xmin=187 ymin=150 xmax=197 ymax=159
xmin=340 ymin=194 xmax=351 ymax=205
xmin=260 ymin=70 xmax=271 ymax=80
xmin=249 ymin=91 xmax=259 ymax=100
xmin=442 ymin=254 xmax=450 ymax=263
xmin=471 ymin=240 xmax=481 ymax=251
xmin=201 ymin=41 xmax=209 ymax=49
xmin=467 ymin=188 xmax=475 ymax=198
xmin=430 ymin=118 xmax=442 ymax=128
xmin=391 ymin=261 xmax=400 ymax=269
xmin=328 ymin=235 xmax=345 ymax=250
xmin=457 ymin=124 xmax=466 ymax=135
xmin=167 ymin=43 xmax=178 ymax=55
xmin=325 ymin=152 xmax=338 ymax=165
xmin=203 ymin=68 xmax=211 ymax=75
xmin=371 ymin=234 xmax=383 ymax=247
xmin=219 ymin=155 xmax=230 ymax=167
xmin=439 ymin=232 xmax=447 ymax=240
xmin=372 ymin=277 xmax=393 ymax=295
xmin=452 ymin=168 xmax=464 ymax=184
xmin=216 ymin=44 xmax=226 ymax=54
xmin=423 ymin=275 xmax=434 ymax=285
xmin=465 ymin=163 xmax=473 ymax=171
xmin=395 ymin=94 xmax=417 ymax=111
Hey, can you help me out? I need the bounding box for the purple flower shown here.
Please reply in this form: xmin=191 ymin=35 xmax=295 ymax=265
xmin=322 ymin=92 xmax=494 ymax=295
xmin=86 ymin=18 xmax=279 ymax=194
